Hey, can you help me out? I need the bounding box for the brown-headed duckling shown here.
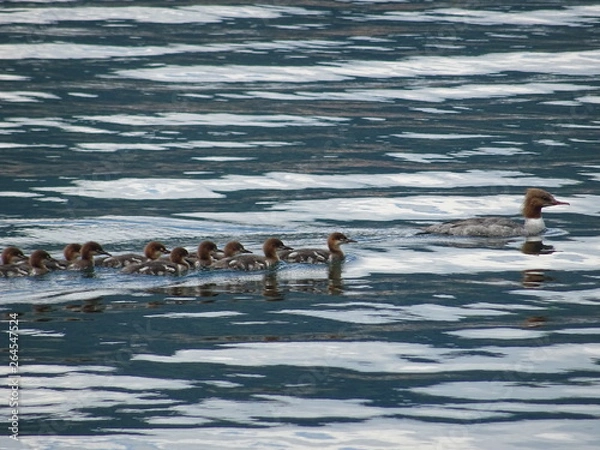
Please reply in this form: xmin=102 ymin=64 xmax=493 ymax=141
xmin=99 ymin=240 xmax=169 ymax=268
xmin=123 ymin=247 xmax=190 ymax=275
xmin=194 ymin=241 xmax=223 ymax=269
xmin=1 ymin=246 xmax=27 ymax=265
xmin=2 ymin=250 xmax=57 ymax=277
xmin=46 ymin=243 xmax=82 ymax=270
xmin=211 ymin=238 xmax=291 ymax=271
xmin=68 ymin=241 xmax=110 ymax=271
xmin=279 ymin=232 xmax=356 ymax=263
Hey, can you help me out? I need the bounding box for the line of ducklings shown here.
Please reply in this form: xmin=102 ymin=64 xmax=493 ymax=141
xmin=0 ymin=232 xmax=356 ymax=278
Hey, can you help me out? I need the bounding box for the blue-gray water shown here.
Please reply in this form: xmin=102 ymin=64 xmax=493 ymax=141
xmin=1 ymin=1 xmax=600 ymax=449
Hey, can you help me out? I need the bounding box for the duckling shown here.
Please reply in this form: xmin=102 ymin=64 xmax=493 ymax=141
xmin=1 ymin=246 xmax=27 ymax=265
xmin=123 ymin=247 xmax=190 ymax=275
xmin=68 ymin=241 xmax=111 ymax=271
xmin=194 ymin=241 xmax=223 ymax=269
xmin=2 ymin=250 xmax=58 ymax=277
xmin=279 ymin=232 xmax=356 ymax=263
xmin=218 ymin=241 xmax=252 ymax=259
xmin=46 ymin=243 xmax=82 ymax=270
xmin=187 ymin=240 xmax=251 ymax=266
xmin=0 ymin=247 xmax=29 ymax=277
xmin=99 ymin=240 xmax=169 ymax=268
xmin=211 ymin=238 xmax=291 ymax=271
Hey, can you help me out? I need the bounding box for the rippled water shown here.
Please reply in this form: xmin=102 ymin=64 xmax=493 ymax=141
xmin=1 ymin=1 xmax=600 ymax=449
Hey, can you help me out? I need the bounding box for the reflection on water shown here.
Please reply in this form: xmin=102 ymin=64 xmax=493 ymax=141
xmin=1 ymin=0 xmax=600 ymax=449
xmin=521 ymin=237 xmax=556 ymax=255
xmin=147 ymin=262 xmax=346 ymax=301
xmin=521 ymin=269 xmax=556 ymax=289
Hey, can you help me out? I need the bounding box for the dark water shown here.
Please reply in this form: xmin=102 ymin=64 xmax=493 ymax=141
xmin=1 ymin=1 xmax=600 ymax=448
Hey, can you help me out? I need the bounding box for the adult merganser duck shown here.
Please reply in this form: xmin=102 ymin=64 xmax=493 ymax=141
xmin=194 ymin=241 xmax=223 ymax=268
xmin=123 ymin=247 xmax=190 ymax=275
xmin=1 ymin=250 xmax=58 ymax=277
xmin=1 ymin=247 xmax=27 ymax=265
xmin=46 ymin=243 xmax=82 ymax=270
xmin=99 ymin=241 xmax=169 ymax=268
xmin=421 ymin=188 xmax=570 ymax=237
xmin=210 ymin=238 xmax=292 ymax=271
xmin=279 ymin=232 xmax=356 ymax=263
xmin=68 ymin=241 xmax=111 ymax=270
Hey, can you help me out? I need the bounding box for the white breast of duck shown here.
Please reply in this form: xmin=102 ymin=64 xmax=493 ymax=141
xmin=523 ymin=217 xmax=546 ymax=236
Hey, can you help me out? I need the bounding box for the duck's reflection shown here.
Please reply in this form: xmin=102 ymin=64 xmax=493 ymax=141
xmin=263 ymin=271 xmax=283 ymax=301
xmin=522 ymin=269 xmax=555 ymax=288
xmin=328 ymin=262 xmax=344 ymax=295
xmin=64 ymin=298 xmax=105 ymax=313
xmin=521 ymin=236 xmax=555 ymax=255
xmin=150 ymin=270 xmax=286 ymax=300
xmin=523 ymin=316 xmax=548 ymax=328
xmin=519 ymin=237 xmax=557 ymax=287
xmin=149 ymin=263 xmax=349 ymax=299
